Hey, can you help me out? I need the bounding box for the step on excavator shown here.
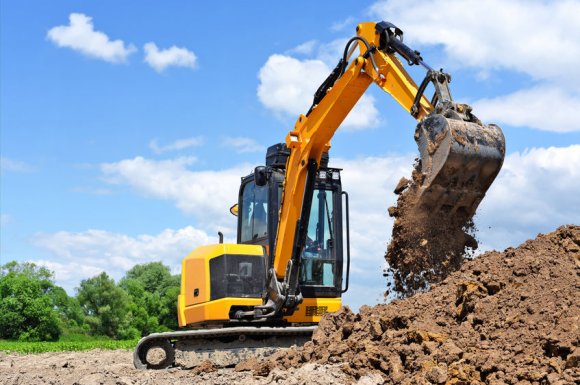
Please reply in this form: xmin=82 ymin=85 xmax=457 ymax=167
xmin=133 ymin=21 xmax=505 ymax=369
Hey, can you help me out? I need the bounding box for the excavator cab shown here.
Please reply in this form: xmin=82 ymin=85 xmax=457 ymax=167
xmin=176 ymin=144 xmax=348 ymax=329
xmin=236 ymin=143 xmax=349 ymax=308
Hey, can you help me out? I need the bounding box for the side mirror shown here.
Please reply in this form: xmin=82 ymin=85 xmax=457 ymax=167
xmin=254 ymin=166 xmax=267 ymax=187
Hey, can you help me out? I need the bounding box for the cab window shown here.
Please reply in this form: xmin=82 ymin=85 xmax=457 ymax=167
xmin=240 ymin=182 xmax=268 ymax=242
xmin=300 ymin=189 xmax=335 ymax=287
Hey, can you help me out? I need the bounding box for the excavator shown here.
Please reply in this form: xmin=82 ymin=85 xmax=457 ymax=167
xmin=133 ymin=21 xmax=505 ymax=369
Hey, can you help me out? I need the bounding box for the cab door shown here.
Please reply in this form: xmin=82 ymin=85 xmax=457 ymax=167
xmin=237 ymin=178 xmax=269 ymax=246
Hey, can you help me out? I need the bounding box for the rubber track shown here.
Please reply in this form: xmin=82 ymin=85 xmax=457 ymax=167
xmin=133 ymin=326 xmax=317 ymax=369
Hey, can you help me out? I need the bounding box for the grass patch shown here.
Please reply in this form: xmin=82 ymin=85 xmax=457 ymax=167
xmin=0 ymin=337 xmax=138 ymax=354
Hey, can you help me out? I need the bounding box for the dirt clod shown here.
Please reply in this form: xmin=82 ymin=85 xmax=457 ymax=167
xmin=190 ymin=360 xmax=216 ymax=375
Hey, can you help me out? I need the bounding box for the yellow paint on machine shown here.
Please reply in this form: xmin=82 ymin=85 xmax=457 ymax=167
xmin=284 ymin=297 xmax=342 ymax=323
xmin=179 ymin=296 xmax=341 ymax=327
xmin=179 ymin=297 xmax=263 ymax=327
xmin=178 ymin=243 xmax=265 ymax=327
xmin=177 ymin=243 xmax=343 ymax=327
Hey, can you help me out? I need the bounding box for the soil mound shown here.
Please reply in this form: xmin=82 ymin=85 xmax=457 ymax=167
xmin=258 ymin=225 xmax=580 ymax=384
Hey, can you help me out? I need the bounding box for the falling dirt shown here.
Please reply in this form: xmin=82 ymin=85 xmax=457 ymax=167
xmin=257 ymin=225 xmax=580 ymax=384
xmin=384 ymin=161 xmax=477 ymax=297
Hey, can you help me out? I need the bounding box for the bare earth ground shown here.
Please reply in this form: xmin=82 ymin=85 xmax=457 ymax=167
xmin=0 ymin=349 xmax=360 ymax=385
xmin=1 ymin=225 xmax=578 ymax=385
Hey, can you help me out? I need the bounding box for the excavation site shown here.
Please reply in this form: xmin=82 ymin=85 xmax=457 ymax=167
xmin=2 ymin=225 xmax=578 ymax=384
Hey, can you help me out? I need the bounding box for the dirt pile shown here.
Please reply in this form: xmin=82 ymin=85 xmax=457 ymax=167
xmin=257 ymin=225 xmax=580 ymax=384
xmin=385 ymin=164 xmax=477 ymax=297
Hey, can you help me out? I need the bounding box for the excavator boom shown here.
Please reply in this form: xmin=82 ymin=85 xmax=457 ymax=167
xmin=258 ymin=21 xmax=505 ymax=317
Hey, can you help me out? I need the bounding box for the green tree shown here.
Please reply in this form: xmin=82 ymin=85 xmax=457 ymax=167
xmin=120 ymin=262 xmax=180 ymax=334
xmin=0 ymin=261 xmax=61 ymax=341
xmin=50 ymin=286 xmax=85 ymax=326
xmin=76 ymin=272 xmax=132 ymax=339
xmin=121 ymin=278 xmax=160 ymax=335
xmin=123 ymin=262 xmax=179 ymax=293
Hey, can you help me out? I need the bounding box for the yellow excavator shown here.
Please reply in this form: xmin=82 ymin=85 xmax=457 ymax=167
xmin=133 ymin=21 xmax=505 ymax=369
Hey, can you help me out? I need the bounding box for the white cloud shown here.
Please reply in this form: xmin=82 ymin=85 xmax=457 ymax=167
xmin=330 ymin=17 xmax=355 ymax=32
xmin=257 ymin=54 xmax=379 ymax=130
xmin=71 ymin=186 xmax=113 ymax=195
xmin=32 ymin=226 xmax=212 ymax=292
xmin=341 ymin=95 xmax=381 ymax=131
xmin=257 ymin=54 xmax=328 ymax=115
xmin=149 ymin=136 xmax=203 ymax=154
xmin=288 ymin=40 xmax=317 ymax=55
xmin=474 ymin=86 xmax=580 ymax=133
xmin=369 ymin=0 xmax=580 ymax=84
xmin=0 ymin=157 xmax=33 ymax=173
xmin=144 ymin=42 xmax=197 ymax=72
xmin=335 ymin=154 xmax=413 ymax=265
xmin=101 ymin=156 xmax=250 ymax=229
xmin=476 ymin=145 xmax=580 ymax=250
xmin=47 ymin=13 xmax=136 ymax=63
xmin=315 ymin=38 xmax=348 ymax=67
xmin=222 ymin=137 xmax=266 ymax=153
xmin=343 ymin=283 xmax=386 ymax=312
xmin=369 ymin=0 xmax=580 ymax=133
xmin=31 ymin=260 xmax=105 ymax=293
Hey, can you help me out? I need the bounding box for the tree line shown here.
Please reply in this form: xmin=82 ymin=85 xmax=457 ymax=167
xmin=0 ymin=261 xmax=180 ymax=341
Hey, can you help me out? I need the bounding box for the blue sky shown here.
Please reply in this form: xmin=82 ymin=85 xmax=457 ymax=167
xmin=1 ymin=0 xmax=579 ymax=310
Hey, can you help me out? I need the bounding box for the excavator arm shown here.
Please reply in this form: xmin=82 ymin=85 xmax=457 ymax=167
xmin=275 ymin=22 xmax=433 ymax=276
xmin=255 ymin=21 xmax=505 ymax=318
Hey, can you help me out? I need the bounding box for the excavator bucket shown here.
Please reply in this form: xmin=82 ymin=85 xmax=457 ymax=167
xmin=385 ymin=111 xmax=505 ymax=296
xmin=413 ymin=113 xmax=505 ymax=222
